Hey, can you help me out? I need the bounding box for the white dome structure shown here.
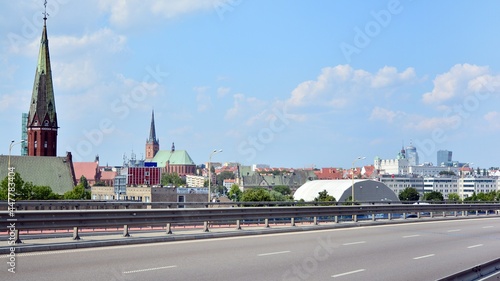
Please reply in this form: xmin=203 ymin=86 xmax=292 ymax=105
xmin=293 ymin=179 xmax=400 ymax=202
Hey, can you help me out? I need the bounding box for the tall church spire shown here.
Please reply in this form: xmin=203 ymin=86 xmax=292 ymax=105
xmin=145 ymin=109 xmax=160 ymax=160
xmin=27 ymin=1 xmax=58 ymax=156
xmin=148 ymin=110 xmax=158 ymax=143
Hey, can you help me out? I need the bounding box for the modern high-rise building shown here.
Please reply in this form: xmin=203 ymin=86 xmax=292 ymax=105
xmin=406 ymin=141 xmax=419 ymax=166
xmin=26 ymin=13 xmax=58 ymax=156
xmin=437 ymin=150 xmax=453 ymax=166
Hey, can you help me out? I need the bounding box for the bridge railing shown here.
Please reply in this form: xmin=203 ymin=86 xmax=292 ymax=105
xmin=1 ymin=203 xmax=499 ymax=243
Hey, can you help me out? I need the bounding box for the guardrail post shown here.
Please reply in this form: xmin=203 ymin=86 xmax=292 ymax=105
xmin=388 ymin=213 xmax=392 ymax=221
xmin=313 ymin=217 xmax=318 ymax=225
xmin=73 ymin=227 xmax=80 ymax=240
xmin=166 ymin=223 xmax=172 ymax=234
xmin=430 ymin=212 xmax=434 ymax=218
xmin=403 ymin=213 xmax=406 ymax=220
xmin=417 ymin=212 xmax=421 ymax=219
xmin=372 ymin=213 xmax=376 ymax=221
xmin=236 ymin=220 xmax=242 ymax=230
xmin=442 ymin=211 xmax=446 ymax=218
xmin=291 ymin=218 xmax=295 ymax=227
xmin=353 ymin=215 xmax=358 ymax=222
xmin=265 ymin=218 xmax=270 ymax=228
xmin=454 ymin=211 xmax=457 ymax=217
xmin=476 ymin=210 xmax=479 ymax=216
xmin=13 ymin=229 xmax=22 ymax=244
xmin=204 ymin=221 xmax=209 ymax=232
xmin=463 ymin=210 xmax=467 ymax=217
xmin=123 ymin=225 xmax=130 ymax=237
xmin=334 ymin=216 xmax=339 ymax=223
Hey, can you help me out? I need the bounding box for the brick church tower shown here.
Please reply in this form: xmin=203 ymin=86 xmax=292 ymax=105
xmin=26 ymin=11 xmax=58 ymax=156
xmin=145 ymin=110 xmax=160 ymax=160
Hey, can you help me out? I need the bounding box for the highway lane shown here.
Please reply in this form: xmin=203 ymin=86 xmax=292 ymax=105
xmin=1 ymin=217 xmax=499 ymax=281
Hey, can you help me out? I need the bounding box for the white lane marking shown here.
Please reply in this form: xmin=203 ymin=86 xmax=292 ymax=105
xmin=413 ymin=254 xmax=435 ymax=260
xmin=123 ymin=265 xmax=177 ymax=274
xmin=342 ymin=241 xmax=366 ymax=246
xmin=258 ymin=250 xmax=291 ymax=256
xmin=403 ymin=235 xmax=420 ymax=238
xmin=332 ymin=269 xmax=366 ymax=278
xmin=447 ymin=229 xmax=461 ymax=232
xmin=467 ymin=244 xmax=483 ymax=249
xmin=482 ymin=226 xmax=493 ymax=229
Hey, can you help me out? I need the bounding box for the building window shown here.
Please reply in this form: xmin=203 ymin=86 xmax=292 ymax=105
xmin=178 ymin=195 xmax=185 ymax=208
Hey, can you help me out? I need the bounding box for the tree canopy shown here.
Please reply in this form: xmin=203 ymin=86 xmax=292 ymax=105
xmin=161 ymin=172 xmax=185 ymax=186
xmin=63 ymin=183 xmax=91 ymax=200
xmin=0 ymin=172 xmax=60 ymax=200
xmin=241 ymin=188 xmax=271 ymax=202
xmin=228 ymin=184 xmax=242 ymax=201
xmin=399 ymin=187 xmax=420 ymax=201
xmin=424 ymin=191 xmax=444 ymax=202
xmin=314 ymin=190 xmax=336 ymax=202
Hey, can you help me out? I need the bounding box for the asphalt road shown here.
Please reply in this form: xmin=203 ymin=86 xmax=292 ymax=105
xmin=1 ymin=217 xmax=499 ymax=281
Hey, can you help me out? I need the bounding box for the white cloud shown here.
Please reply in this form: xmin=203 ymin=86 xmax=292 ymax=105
xmin=225 ymin=93 xmax=261 ymax=121
xmin=99 ymin=0 xmax=216 ymax=28
xmin=405 ymin=116 xmax=460 ymax=131
xmin=217 ymin=86 xmax=230 ymax=98
xmin=484 ymin=111 xmax=500 ymax=130
xmin=369 ymin=107 xmax=401 ymax=123
xmin=287 ymin=65 xmax=418 ymax=108
xmin=51 ymin=28 xmax=127 ymax=55
xmin=194 ymin=86 xmax=211 ymax=112
xmin=422 ymin=64 xmax=500 ymax=104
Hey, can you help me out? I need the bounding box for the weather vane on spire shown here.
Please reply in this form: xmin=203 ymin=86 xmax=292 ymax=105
xmin=43 ymin=0 xmax=49 ymax=23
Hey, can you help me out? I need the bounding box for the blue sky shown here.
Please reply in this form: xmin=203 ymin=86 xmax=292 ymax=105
xmin=1 ymin=0 xmax=500 ymax=170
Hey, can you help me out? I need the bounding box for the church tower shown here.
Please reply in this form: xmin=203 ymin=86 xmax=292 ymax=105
xmin=27 ymin=6 xmax=58 ymax=156
xmin=145 ymin=110 xmax=160 ymax=160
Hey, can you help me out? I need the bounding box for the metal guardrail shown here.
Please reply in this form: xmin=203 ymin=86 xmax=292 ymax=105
xmin=2 ymin=200 xmax=498 ymax=211
xmin=1 ymin=203 xmax=499 ymax=242
xmin=438 ymin=257 xmax=500 ymax=281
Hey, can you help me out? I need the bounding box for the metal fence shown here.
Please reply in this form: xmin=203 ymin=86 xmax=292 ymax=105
xmin=1 ymin=202 xmax=499 ymax=243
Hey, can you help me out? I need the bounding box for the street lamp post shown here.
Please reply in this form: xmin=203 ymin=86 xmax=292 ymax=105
xmin=208 ymin=149 xmax=223 ymax=203
xmin=351 ymin=156 xmax=365 ymax=203
xmin=8 ymin=140 xmax=25 ymax=199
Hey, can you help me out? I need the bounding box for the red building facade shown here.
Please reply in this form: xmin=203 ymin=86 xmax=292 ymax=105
xmin=125 ymin=167 xmax=162 ymax=186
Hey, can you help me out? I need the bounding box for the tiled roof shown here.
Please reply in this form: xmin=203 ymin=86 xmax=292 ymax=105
xmin=100 ymin=170 xmax=117 ymax=180
xmin=0 ymin=154 xmax=76 ymax=194
xmin=242 ymin=170 xmax=317 ymax=188
xmin=147 ymin=150 xmax=195 ymax=167
xmin=73 ymin=162 xmax=98 ymax=181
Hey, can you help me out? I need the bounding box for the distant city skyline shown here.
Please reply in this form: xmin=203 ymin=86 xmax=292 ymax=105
xmin=1 ymin=1 xmax=500 ymax=170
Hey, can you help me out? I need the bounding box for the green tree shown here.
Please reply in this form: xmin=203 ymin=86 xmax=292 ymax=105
xmin=424 ymin=191 xmax=444 ymax=202
xmin=93 ymin=181 xmax=107 ymax=186
xmin=314 ymin=190 xmax=336 ymax=202
xmin=269 ymin=190 xmax=288 ymax=201
xmin=0 ymin=172 xmax=59 ymax=200
xmin=79 ymin=175 xmax=90 ymax=189
xmin=31 ymin=185 xmax=60 ymax=200
xmin=399 ymin=187 xmax=420 ymax=201
xmin=161 ymin=172 xmax=185 ymax=186
xmin=241 ymin=188 xmax=271 ymax=202
xmin=447 ymin=193 xmax=461 ymax=202
xmin=217 ymin=171 xmax=235 ymax=183
xmin=63 ymin=184 xmax=91 ymax=200
xmin=272 ymin=185 xmax=291 ymax=196
xmin=228 ymin=184 xmax=242 ymax=201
